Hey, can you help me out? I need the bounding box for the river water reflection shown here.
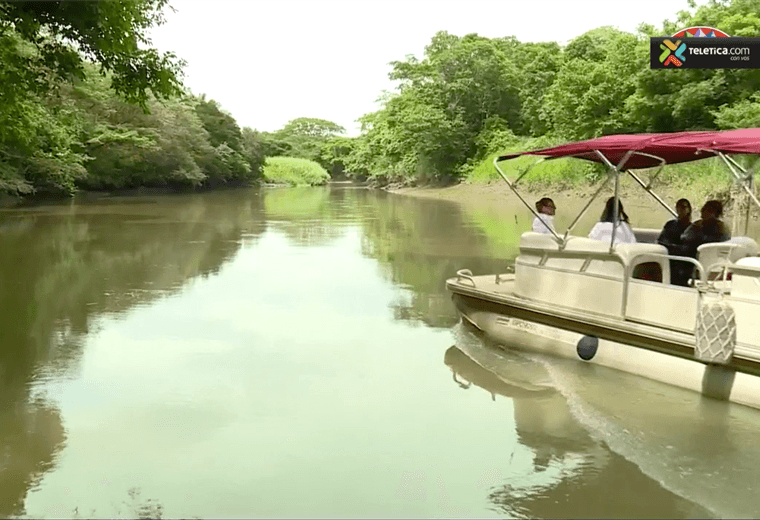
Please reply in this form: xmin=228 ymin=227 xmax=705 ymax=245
xmin=1 ymin=186 xmax=758 ymax=518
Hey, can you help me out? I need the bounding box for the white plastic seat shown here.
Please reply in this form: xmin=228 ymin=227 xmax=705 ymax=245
xmin=520 ymin=232 xmax=667 ymax=262
xmin=697 ymin=242 xmax=740 ymax=279
xmin=632 ymin=228 xmax=661 ymax=244
xmin=726 ymin=237 xmax=759 ymax=260
xmin=615 ymin=243 xmax=668 ymax=264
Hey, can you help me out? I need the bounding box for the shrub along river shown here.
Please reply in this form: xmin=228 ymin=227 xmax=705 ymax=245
xmin=2 ymin=185 xmax=760 ymax=518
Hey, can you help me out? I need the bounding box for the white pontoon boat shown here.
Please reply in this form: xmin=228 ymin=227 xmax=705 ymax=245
xmin=446 ymin=129 xmax=760 ymax=409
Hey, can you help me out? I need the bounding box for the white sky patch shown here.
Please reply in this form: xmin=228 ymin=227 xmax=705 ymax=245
xmin=148 ymin=0 xmax=699 ymax=135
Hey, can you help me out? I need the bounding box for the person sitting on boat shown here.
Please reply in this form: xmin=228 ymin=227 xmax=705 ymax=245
xmin=657 ymin=199 xmax=692 ymax=249
xmin=680 ymin=200 xmax=731 ymax=258
xmin=532 ymin=197 xmax=556 ymax=234
xmin=657 ymin=198 xmax=693 ymax=286
xmin=588 ymin=197 xmax=636 ymax=244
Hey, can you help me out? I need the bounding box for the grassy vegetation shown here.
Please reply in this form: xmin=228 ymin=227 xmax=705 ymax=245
xmin=654 ymin=156 xmax=745 ymax=198
xmin=262 ymin=157 xmax=331 ymax=186
xmin=467 ymin=136 xmax=605 ymax=188
xmin=461 ymin=206 xmax=522 ymax=260
xmin=466 ymin=137 xmax=749 ymax=203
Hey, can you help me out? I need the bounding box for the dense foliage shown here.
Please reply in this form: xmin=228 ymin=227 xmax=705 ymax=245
xmin=262 ymin=156 xmax=330 ymax=186
xmin=335 ymin=0 xmax=760 ymax=186
xmin=0 ymin=0 xmax=265 ymax=196
xmin=3 ymin=0 xmax=760 ymax=196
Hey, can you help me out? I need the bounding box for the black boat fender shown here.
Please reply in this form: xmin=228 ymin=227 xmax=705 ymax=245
xmin=577 ymin=335 xmax=599 ymax=361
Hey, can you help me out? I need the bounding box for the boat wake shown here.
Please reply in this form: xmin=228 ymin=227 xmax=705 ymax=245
xmin=452 ymin=323 xmax=760 ymax=519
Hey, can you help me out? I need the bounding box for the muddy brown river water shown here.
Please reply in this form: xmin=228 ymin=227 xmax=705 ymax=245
xmin=2 ymin=185 xmax=760 ymax=518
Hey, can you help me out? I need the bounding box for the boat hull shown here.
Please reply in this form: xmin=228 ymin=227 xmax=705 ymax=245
xmin=450 ymin=291 xmax=760 ymax=410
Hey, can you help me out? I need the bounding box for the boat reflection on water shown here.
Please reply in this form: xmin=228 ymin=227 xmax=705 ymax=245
xmin=444 ymin=342 xmax=597 ymax=470
xmin=444 ymin=329 xmax=716 ymax=519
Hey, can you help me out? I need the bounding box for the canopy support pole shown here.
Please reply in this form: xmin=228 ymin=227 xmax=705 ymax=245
xmin=717 ymin=152 xmax=760 ymax=236
xmin=563 ymin=177 xmax=610 ymax=241
xmin=611 ymin=162 xmax=621 ymax=252
xmin=494 ymin=157 xmax=564 ymax=244
xmin=717 ymin=152 xmax=760 ymax=210
xmin=725 ymin=154 xmax=756 ymax=235
xmin=607 ymin=150 xmax=675 ymax=218
xmin=748 ymin=175 xmax=755 ymax=236
xmin=594 ymin=150 xmax=634 ymax=252
xmin=626 ymin=167 xmax=677 ymax=219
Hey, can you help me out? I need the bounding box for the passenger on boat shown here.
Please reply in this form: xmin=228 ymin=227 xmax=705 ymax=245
xmin=588 ymin=197 xmax=636 ymax=244
xmin=657 ymin=198 xmax=693 ymax=286
xmin=680 ymin=200 xmax=731 ymax=258
xmin=532 ymin=197 xmax=556 ymax=234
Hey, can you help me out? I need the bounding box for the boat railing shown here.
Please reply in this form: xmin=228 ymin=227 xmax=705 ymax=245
xmin=514 ymin=247 xmax=636 ymax=317
xmin=455 ymin=269 xmax=476 ymax=287
xmin=454 ymin=249 xmax=752 ymax=317
xmin=517 ymin=247 xmax=706 ymax=318
xmin=701 ymin=257 xmax=760 ymax=290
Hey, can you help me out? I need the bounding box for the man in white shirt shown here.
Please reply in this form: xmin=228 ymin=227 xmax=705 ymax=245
xmin=532 ymin=197 xmax=556 ymax=234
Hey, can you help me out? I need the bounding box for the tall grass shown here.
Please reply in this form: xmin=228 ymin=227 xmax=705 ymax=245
xmin=653 ymin=156 xmax=735 ymax=199
xmin=467 ymin=136 xmax=749 ymax=199
xmin=263 ymin=157 xmax=330 ymax=186
xmin=467 ymin=135 xmax=605 ymax=188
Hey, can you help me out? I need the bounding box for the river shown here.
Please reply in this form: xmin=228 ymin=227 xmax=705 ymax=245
xmin=1 ymin=185 xmax=759 ymax=518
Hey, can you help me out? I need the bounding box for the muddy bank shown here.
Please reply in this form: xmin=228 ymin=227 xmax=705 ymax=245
xmin=389 ymin=179 xmax=736 ymax=217
xmin=389 ymin=179 xmax=760 ymax=240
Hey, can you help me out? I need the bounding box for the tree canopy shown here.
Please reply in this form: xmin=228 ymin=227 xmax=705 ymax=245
xmin=334 ymin=0 xmax=760 ymax=185
xmin=4 ymin=0 xmax=760 ymax=196
xmin=0 ymin=0 xmax=271 ymax=195
xmin=0 ymin=1 xmax=184 ymax=106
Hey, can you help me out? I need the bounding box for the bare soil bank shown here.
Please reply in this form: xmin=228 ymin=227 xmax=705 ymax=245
xmin=389 ymin=180 xmax=734 ymax=216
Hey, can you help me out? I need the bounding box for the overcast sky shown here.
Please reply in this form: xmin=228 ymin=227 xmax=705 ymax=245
xmin=148 ymin=0 xmax=700 ymax=136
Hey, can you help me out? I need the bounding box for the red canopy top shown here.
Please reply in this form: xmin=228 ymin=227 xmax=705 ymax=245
xmin=498 ymin=129 xmax=760 ymax=169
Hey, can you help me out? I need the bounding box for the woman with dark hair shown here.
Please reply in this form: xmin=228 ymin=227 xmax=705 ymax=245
xmin=680 ymin=200 xmax=731 ymax=258
xmin=532 ymin=197 xmax=556 ymax=234
xmin=588 ymin=196 xmax=637 ymax=244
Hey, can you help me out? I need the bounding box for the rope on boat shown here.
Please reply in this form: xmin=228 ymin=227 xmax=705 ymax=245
xmin=695 ymin=283 xmax=736 ymax=364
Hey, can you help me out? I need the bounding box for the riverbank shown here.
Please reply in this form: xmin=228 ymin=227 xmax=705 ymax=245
xmin=389 ymin=177 xmax=737 ymax=217
xmin=0 ymin=182 xmax=265 ymax=208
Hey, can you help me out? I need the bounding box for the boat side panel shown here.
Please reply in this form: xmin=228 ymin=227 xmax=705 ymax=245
xmin=730 ymin=298 xmax=760 ymax=358
xmin=453 ymin=296 xmax=760 ymax=410
xmin=626 ymin=281 xmax=697 ymax=333
xmin=515 ymin=262 xmax=624 ymax=317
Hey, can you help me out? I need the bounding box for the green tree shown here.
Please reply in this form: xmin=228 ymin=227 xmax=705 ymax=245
xmin=280 ymin=117 xmax=345 ymax=139
xmin=542 ymin=28 xmax=642 ymax=139
xmin=0 ymin=36 xmax=88 ymax=194
xmin=194 ymin=97 xmax=243 ymax=153
xmin=70 ymin=71 xmax=213 ymax=189
xmin=714 ymin=93 xmax=760 ymax=128
xmin=192 ymin=97 xmax=252 ymax=185
xmin=353 ymin=31 xmax=524 ymax=183
xmin=0 ymin=1 xmax=184 ymax=107
xmin=270 ymin=117 xmax=346 ymax=167
xmin=0 ymin=0 xmax=185 ymax=195
xmin=241 ymin=127 xmax=266 ymax=180
xmin=628 ymin=0 xmax=760 ymax=132
xmin=516 ymin=42 xmax=563 ymax=137
xmin=320 ymin=135 xmax=359 ymax=179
